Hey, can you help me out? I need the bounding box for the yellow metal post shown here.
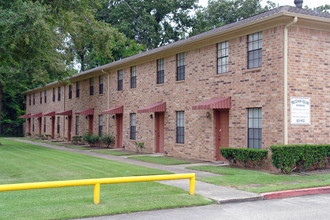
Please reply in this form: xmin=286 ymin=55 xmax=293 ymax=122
xmin=94 ymin=183 xmax=100 ymax=205
xmin=189 ymin=175 xmax=195 ymax=195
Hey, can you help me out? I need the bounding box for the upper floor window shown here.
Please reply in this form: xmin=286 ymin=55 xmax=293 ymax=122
xmin=29 ymin=94 xmax=31 ymax=106
xmin=176 ymin=111 xmax=185 ymax=144
xmin=130 ymin=113 xmax=136 ymax=140
xmin=247 ymin=32 xmax=262 ymax=69
xmin=40 ymin=91 xmax=42 ymax=104
xmin=118 ymin=70 xmax=123 ymax=91
xmin=33 ymin=93 xmax=35 ymax=105
xmin=131 ymin=66 xmax=136 ymax=88
xmin=69 ymin=85 xmax=72 ymax=99
xmin=157 ymin=58 xmax=164 ymax=84
xmin=176 ymin=52 xmax=185 ymax=81
xmin=247 ymin=108 xmax=262 ymax=149
xmin=217 ymin=41 xmax=228 ymax=74
xmin=90 ymin=78 xmax=94 ymax=96
xmin=44 ymin=90 xmax=47 ymax=103
xmin=76 ymin=81 xmax=80 ymax=98
xmin=58 ymin=87 xmax=61 ymax=101
xmin=98 ymin=115 xmax=103 ymax=137
xmin=53 ymin=88 xmax=55 ymax=102
xmin=99 ymin=75 xmax=104 ymax=94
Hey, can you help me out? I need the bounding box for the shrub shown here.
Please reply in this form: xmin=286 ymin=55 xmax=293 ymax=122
xmin=72 ymin=136 xmax=83 ymax=145
xmin=83 ymin=133 xmax=100 ymax=147
xmin=133 ymin=141 xmax=144 ymax=152
xmin=101 ymin=135 xmax=115 ymax=148
xmin=220 ymin=147 xmax=268 ymax=169
xmin=270 ymin=144 xmax=330 ymax=174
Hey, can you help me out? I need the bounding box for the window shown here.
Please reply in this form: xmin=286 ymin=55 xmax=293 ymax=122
xmin=44 ymin=90 xmax=47 ymax=103
xmin=29 ymin=94 xmax=31 ymax=106
xmin=58 ymin=87 xmax=61 ymax=101
xmin=40 ymin=91 xmax=42 ymax=104
xmin=32 ymin=118 xmax=34 ymax=131
xmin=176 ymin=111 xmax=185 ymax=144
xmin=217 ymin=41 xmax=228 ymax=74
xmin=247 ymin=32 xmax=262 ymax=69
xmin=98 ymin=115 xmax=103 ymax=137
xmin=90 ymin=78 xmax=94 ymax=95
xmin=53 ymin=88 xmax=55 ymax=102
xmin=69 ymin=85 xmax=72 ymax=99
xmin=43 ymin=117 xmax=46 ymax=133
xmin=76 ymin=81 xmax=80 ymax=98
xmin=99 ymin=75 xmax=104 ymax=94
xmin=57 ymin=117 xmax=60 ymax=134
xmin=130 ymin=113 xmax=136 ymax=140
xmin=157 ymin=58 xmax=164 ymax=84
xmin=118 ymin=70 xmax=123 ymax=91
xmin=176 ymin=53 xmax=185 ymax=81
xmin=33 ymin=94 xmax=35 ymax=105
xmin=75 ymin=116 xmax=79 ymax=135
xmin=247 ymin=108 xmax=262 ymax=149
xmin=130 ymin=66 xmax=136 ymax=88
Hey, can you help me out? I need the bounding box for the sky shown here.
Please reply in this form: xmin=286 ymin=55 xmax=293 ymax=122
xmin=198 ymin=0 xmax=329 ymax=8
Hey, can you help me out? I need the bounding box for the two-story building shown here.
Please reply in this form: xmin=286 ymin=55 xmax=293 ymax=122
xmin=20 ymin=5 xmax=330 ymax=161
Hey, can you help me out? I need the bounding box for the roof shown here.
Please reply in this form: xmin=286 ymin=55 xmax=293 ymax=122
xmin=24 ymin=6 xmax=330 ymax=94
xmin=192 ymin=97 xmax=231 ymax=110
xmin=101 ymin=106 xmax=124 ymax=114
xmin=138 ymin=102 xmax=166 ymax=113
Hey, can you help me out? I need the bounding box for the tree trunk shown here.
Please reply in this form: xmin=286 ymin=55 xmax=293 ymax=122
xmin=0 ymin=83 xmax=3 ymax=136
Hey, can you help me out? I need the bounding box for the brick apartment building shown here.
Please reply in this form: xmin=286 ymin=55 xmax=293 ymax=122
xmin=20 ymin=6 xmax=330 ymax=161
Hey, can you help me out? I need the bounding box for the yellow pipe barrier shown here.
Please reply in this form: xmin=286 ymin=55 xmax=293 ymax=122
xmin=0 ymin=173 xmax=195 ymax=205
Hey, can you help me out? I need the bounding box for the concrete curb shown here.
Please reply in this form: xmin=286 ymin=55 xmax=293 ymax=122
xmin=261 ymin=186 xmax=330 ymax=200
xmin=216 ymin=195 xmax=263 ymax=204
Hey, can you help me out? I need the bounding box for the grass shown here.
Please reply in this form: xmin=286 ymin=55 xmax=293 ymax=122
xmin=0 ymin=139 xmax=212 ymax=219
xmin=91 ymin=149 xmax=135 ymax=156
xmin=187 ymin=165 xmax=330 ymax=193
xmin=129 ymin=156 xmax=191 ymax=165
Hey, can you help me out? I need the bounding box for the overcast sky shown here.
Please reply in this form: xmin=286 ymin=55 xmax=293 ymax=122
xmin=198 ymin=0 xmax=329 ymax=9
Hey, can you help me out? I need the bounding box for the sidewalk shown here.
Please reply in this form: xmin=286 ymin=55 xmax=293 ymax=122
xmin=10 ymin=138 xmax=262 ymax=204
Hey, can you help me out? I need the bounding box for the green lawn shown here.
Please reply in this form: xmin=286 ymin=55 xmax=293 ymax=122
xmin=129 ymin=156 xmax=191 ymax=165
xmin=64 ymin=145 xmax=91 ymax=150
xmin=91 ymin=149 xmax=135 ymax=156
xmin=0 ymin=139 xmax=212 ymax=219
xmin=187 ymin=165 xmax=330 ymax=193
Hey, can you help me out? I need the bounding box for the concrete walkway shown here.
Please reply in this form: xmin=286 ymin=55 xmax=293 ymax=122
xmin=9 ymin=138 xmax=263 ymax=204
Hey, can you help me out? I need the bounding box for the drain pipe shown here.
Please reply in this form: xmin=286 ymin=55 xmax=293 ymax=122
xmin=283 ymin=17 xmax=297 ymax=145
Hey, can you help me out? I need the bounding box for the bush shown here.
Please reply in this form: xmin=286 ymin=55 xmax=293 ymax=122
xmin=220 ymin=147 xmax=268 ymax=169
xmin=72 ymin=136 xmax=83 ymax=145
xmin=101 ymin=135 xmax=115 ymax=148
xmin=270 ymin=144 xmax=330 ymax=174
xmin=82 ymin=133 xmax=100 ymax=147
xmin=133 ymin=141 xmax=144 ymax=152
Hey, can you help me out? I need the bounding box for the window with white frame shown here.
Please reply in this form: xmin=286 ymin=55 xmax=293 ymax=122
xmin=99 ymin=75 xmax=104 ymax=94
xmin=98 ymin=115 xmax=103 ymax=137
xmin=176 ymin=53 xmax=185 ymax=81
xmin=217 ymin=41 xmax=228 ymax=74
xmin=176 ymin=111 xmax=185 ymax=144
xmin=130 ymin=113 xmax=136 ymax=140
xmin=131 ymin=66 xmax=136 ymax=88
xmin=118 ymin=70 xmax=123 ymax=91
xmin=157 ymin=58 xmax=164 ymax=84
xmin=247 ymin=108 xmax=262 ymax=149
xmin=75 ymin=116 xmax=79 ymax=135
xmin=247 ymin=32 xmax=262 ymax=69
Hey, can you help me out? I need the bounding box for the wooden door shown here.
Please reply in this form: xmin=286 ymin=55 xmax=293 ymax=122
xmin=155 ymin=112 xmax=164 ymax=153
xmin=89 ymin=115 xmax=93 ymax=134
xmin=67 ymin=116 xmax=72 ymax=141
xmin=51 ymin=117 xmax=55 ymax=139
xmin=116 ymin=114 xmax=123 ymax=148
xmin=28 ymin=118 xmax=31 ymax=134
xmin=215 ymin=109 xmax=229 ymax=160
xmin=39 ymin=117 xmax=42 ymax=135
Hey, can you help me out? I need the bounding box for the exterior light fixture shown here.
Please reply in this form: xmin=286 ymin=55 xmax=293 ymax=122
xmin=150 ymin=114 xmax=153 ymax=119
xmin=112 ymin=115 xmax=115 ymax=119
xmin=206 ymin=112 xmax=210 ymax=118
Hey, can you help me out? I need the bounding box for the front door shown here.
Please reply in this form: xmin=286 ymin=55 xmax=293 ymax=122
xmin=215 ymin=109 xmax=229 ymax=160
xmin=116 ymin=114 xmax=123 ymax=148
xmin=155 ymin=112 xmax=164 ymax=153
xmin=39 ymin=117 xmax=42 ymax=135
xmin=67 ymin=116 xmax=72 ymax=141
xmin=89 ymin=115 xmax=94 ymax=134
xmin=28 ymin=118 xmax=31 ymax=134
xmin=51 ymin=117 xmax=55 ymax=139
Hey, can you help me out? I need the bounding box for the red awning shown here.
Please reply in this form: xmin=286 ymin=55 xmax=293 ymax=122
xmin=75 ymin=108 xmax=94 ymax=115
xmin=30 ymin=112 xmax=43 ymax=118
xmin=42 ymin=111 xmax=56 ymax=117
xmin=138 ymin=102 xmax=166 ymax=113
xmin=19 ymin=113 xmax=31 ymax=119
xmin=56 ymin=110 xmax=72 ymax=116
xmin=192 ymin=97 xmax=231 ymax=110
xmin=101 ymin=106 xmax=124 ymax=115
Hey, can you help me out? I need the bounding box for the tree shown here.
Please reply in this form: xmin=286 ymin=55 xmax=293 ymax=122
xmin=96 ymin=0 xmax=199 ymax=48
xmin=304 ymin=4 xmax=330 ymax=13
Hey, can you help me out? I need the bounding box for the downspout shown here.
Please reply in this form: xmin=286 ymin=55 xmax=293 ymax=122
xmin=102 ymin=69 xmax=110 ymax=135
xmin=283 ymin=17 xmax=298 ymax=145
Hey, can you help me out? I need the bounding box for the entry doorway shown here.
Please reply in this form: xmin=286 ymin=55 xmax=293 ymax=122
xmin=51 ymin=117 xmax=55 ymax=139
xmin=88 ymin=115 xmax=93 ymax=134
xmin=155 ymin=112 xmax=164 ymax=153
xmin=67 ymin=116 xmax=72 ymax=141
xmin=39 ymin=117 xmax=42 ymax=135
xmin=116 ymin=114 xmax=123 ymax=148
xmin=215 ymin=109 xmax=229 ymax=160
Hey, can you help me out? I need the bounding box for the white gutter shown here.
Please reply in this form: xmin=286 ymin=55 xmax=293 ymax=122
xmin=283 ymin=16 xmax=298 ymax=145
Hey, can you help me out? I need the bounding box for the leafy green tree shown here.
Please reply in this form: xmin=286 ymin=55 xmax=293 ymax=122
xmin=96 ymin=0 xmax=199 ymax=48
xmin=304 ymin=4 xmax=330 ymax=13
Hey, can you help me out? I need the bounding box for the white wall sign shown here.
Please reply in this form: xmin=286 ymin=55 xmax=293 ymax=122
xmin=290 ymin=97 xmax=311 ymax=125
